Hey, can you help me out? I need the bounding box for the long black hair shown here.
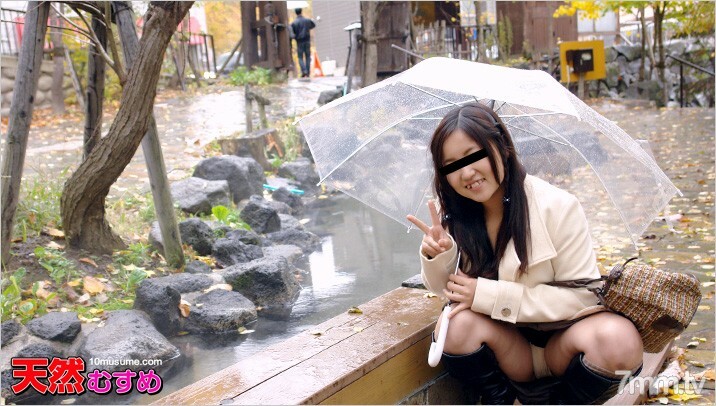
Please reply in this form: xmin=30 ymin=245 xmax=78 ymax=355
xmin=430 ymin=102 xmax=530 ymax=279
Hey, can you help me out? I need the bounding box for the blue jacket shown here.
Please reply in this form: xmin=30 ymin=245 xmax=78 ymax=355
xmin=291 ymin=16 xmax=315 ymax=43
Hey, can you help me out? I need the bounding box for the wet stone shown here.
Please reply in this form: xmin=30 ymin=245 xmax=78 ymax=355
xmin=317 ymin=86 xmax=344 ymax=106
xmin=240 ymin=195 xmax=281 ymax=234
xmin=401 ymin=274 xmax=426 ymax=290
xmin=79 ymin=310 xmax=180 ymax=373
xmin=134 ymin=279 xmax=181 ymax=336
xmin=193 ymin=156 xmax=265 ymax=204
xmin=266 ymin=199 xmax=292 ymax=215
xmin=262 ymin=245 xmax=303 ymax=265
xmin=185 ymin=260 xmax=212 ymax=274
xmin=170 ymin=177 xmax=231 ymax=215
xmin=226 ymin=228 xmax=263 ymax=246
xmin=271 ymin=186 xmax=304 ymax=215
xmin=278 ymin=213 xmax=304 ymax=231
xmin=1 ymin=319 xmax=23 ymax=347
xmin=179 ymin=218 xmax=215 ymax=256
xmin=151 ymin=273 xmax=215 ymax=293
xmin=17 ymin=342 xmax=62 ymax=359
xmin=277 ymin=158 xmax=319 ymax=194
xmin=212 ymin=238 xmax=264 ymax=268
xmin=185 ymin=289 xmax=257 ymax=334
xmin=221 ymin=256 xmax=301 ymax=320
xmin=26 ymin=312 xmax=81 ymax=343
xmin=265 ymin=228 xmax=321 ymax=254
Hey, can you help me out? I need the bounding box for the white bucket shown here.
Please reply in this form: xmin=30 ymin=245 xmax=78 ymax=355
xmin=322 ymin=60 xmax=337 ymax=76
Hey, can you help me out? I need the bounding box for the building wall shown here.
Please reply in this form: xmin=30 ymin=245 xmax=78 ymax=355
xmin=311 ymin=0 xmax=360 ymax=69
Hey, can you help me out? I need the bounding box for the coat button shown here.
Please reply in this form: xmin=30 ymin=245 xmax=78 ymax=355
xmin=501 ymin=308 xmax=511 ymax=317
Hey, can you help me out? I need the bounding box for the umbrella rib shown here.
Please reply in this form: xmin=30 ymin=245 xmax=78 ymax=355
xmin=403 ymin=83 xmax=463 ymax=106
xmin=507 ymin=103 xmax=642 ymax=247
xmin=317 ymin=99 xmax=476 ymax=183
xmin=407 ymin=178 xmax=436 ymax=233
xmin=505 ymin=124 xmax=570 ymax=146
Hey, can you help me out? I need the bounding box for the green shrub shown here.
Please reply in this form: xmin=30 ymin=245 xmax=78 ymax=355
xmin=229 ymin=66 xmax=274 ymax=86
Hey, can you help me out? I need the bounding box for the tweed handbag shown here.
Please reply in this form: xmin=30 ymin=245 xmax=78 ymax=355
xmin=549 ymin=258 xmax=702 ymax=353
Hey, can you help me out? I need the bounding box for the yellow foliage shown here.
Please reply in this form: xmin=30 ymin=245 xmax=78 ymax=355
xmin=553 ymin=1 xmax=604 ymax=20
xmin=204 ymin=2 xmax=243 ymax=53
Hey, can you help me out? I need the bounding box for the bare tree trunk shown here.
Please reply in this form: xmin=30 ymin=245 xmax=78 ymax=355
xmin=361 ymin=2 xmax=380 ymax=87
xmin=654 ymin=2 xmax=669 ymax=106
xmin=84 ymin=15 xmax=107 ymax=159
xmin=114 ymin=0 xmax=185 ymax=269
xmin=638 ymin=6 xmax=646 ymax=82
xmin=50 ymin=6 xmax=66 ymax=114
xmin=60 ymin=2 xmax=193 ymax=254
xmin=1 ymin=2 xmax=51 ymax=265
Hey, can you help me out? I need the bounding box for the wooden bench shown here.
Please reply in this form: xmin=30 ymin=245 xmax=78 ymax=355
xmin=153 ymin=286 xmax=672 ymax=405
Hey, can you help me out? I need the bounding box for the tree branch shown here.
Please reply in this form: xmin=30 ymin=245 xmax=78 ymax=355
xmin=67 ymin=5 xmax=121 ymax=75
xmin=103 ymin=2 xmax=125 ymax=84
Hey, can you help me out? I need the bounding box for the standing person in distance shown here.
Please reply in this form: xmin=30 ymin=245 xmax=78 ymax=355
xmin=290 ymin=8 xmax=316 ymax=78
xmin=407 ymin=102 xmax=643 ymax=405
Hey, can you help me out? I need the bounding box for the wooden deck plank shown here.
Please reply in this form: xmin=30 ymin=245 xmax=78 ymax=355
xmin=152 ymin=287 xmax=443 ymax=405
xmin=320 ymin=335 xmax=444 ymax=405
xmin=606 ymin=343 xmax=672 ymax=405
xmin=231 ymin=288 xmax=443 ymax=404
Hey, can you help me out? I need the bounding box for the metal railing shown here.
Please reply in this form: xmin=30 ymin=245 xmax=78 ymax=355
xmin=414 ymin=23 xmax=494 ymax=61
xmin=666 ymin=54 xmax=715 ymax=107
xmin=1 ymin=7 xmax=25 ymax=55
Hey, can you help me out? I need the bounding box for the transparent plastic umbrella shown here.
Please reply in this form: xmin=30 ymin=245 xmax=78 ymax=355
xmin=296 ymin=57 xmax=680 ymax=250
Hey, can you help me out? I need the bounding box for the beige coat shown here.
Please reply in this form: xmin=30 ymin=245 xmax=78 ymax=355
xmin=421 ymin=175 xmax=604 ymax=327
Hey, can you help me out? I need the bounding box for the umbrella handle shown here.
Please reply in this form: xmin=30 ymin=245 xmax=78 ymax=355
xmin=428 ymin=304 xmax=451 ymax=367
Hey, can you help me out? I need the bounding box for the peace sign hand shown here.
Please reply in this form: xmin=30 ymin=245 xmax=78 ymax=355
xmin=406 ymin=200 xmax=453 ymax=259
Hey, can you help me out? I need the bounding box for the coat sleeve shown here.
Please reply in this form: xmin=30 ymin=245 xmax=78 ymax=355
xmin=471 ymin=194 xmax=600 ymax=323
xmin=419 ymin=234 xmax=458 ymax=297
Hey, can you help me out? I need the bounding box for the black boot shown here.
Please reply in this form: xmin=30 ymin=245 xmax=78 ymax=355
xmin=442 ymin=344 xmax=516 ymax=405
xmin=556 ymin=353 xmax=640 ymax=405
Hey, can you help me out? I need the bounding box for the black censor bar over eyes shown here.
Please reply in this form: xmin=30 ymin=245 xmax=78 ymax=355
xmin=439 ymin=149 xmax=489 ymax=176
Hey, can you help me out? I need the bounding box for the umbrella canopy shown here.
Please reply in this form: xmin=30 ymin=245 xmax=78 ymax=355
xmin=297 ymin=57 xmax=680 ymax=249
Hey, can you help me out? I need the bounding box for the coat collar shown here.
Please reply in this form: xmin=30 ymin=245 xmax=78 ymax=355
xmin=498 ymin=176 xmax=557 ymax=280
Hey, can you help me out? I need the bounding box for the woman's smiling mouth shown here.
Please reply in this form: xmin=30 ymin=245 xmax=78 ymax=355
xmin=466 ymin=178 xmax=485 ymax=190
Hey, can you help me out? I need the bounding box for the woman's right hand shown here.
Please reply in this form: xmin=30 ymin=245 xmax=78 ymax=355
xmin=406 ymin=200 xmax=453 ymax=258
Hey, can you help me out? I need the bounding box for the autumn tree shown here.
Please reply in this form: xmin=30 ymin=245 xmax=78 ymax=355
xmin=60 ymin=2 xmax=193 ymax=253
xmin=554 ymin=1 xmax=712 ymax=105
xmin=360 ymin=2 xmax=387 ymax=87
xmin=205 ymin=2 xmax=243 ymax=53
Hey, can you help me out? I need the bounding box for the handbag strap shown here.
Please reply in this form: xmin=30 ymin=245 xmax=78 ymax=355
xmin=546 ymin=257 xmax=639 ymax=305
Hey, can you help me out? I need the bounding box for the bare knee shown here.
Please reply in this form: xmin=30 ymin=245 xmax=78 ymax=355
xmin=587 ymin=316 xmax=643 ymax=370
xmin=441 ymin=311 xmax=494 ymax=355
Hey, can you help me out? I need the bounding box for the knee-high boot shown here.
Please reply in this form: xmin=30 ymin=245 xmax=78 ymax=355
xmin=441 ymin=344 xmax=516 ymax=405
xmin=556 ymin=353 xmax=642 ymax=405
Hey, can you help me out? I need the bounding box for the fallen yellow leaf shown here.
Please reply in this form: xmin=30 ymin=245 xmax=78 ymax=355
xmin=179 ymin=299 xmax=191 ymax=318
xmin=347 ymin=307 xmax=363 ymax=314
xmin=42 ymin=227 xmax=65 ymax=238
xmin=89 ymin=308 xmax=104 ymax=315
xmin=82 ymin=276 xmax=105 ymax=295
xmin=79 ymin=257 xmax=98 ymax=268
xmin=697 ymin=305 xmax=711 ymax=311
xmin=46 ymin=241 xmax=64 ymax=250
xmin=204 ymin=284 xmax=232 ymax=292
xmin=238 ymin=326 xmax=254 ymax=335
xmin=694 ymin=369 xmax=715 ymax=381
xmin=668 ymin=391 xmax=702 ymax=402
